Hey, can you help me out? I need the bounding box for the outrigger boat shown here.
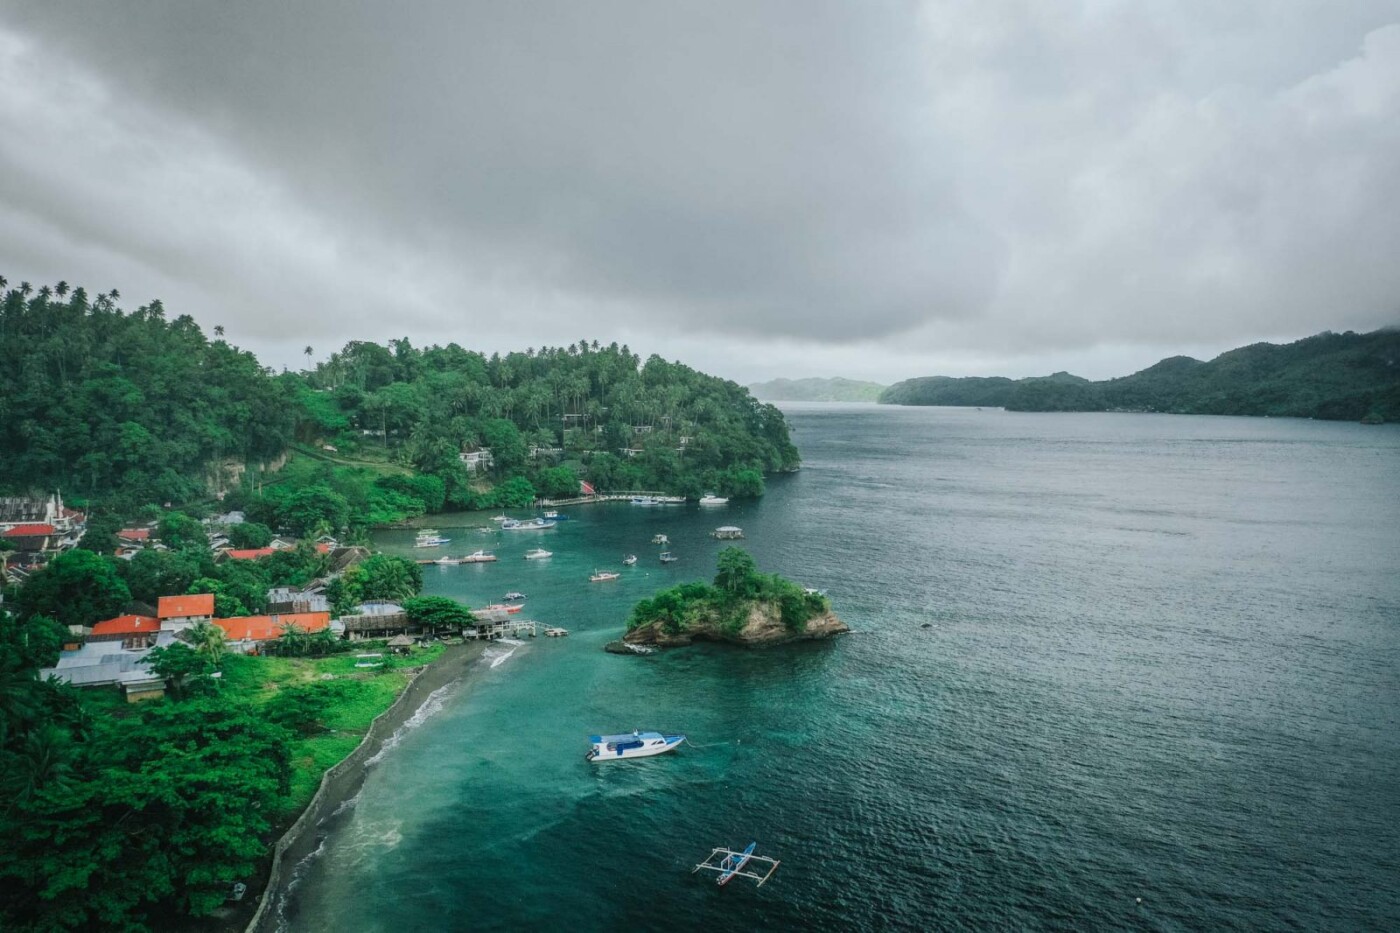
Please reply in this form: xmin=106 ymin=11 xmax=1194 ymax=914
xmin=590 ymin=570 xmax=620 ymax=582
xmin=693 ymin=842 xmax=781 ymax=887
xmin=585 ymin=730 xmax=685 ymax=761
xmin=482 ymin=603 xmax=524 ymax=614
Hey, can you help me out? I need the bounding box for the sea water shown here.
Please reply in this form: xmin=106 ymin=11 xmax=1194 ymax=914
xmin=284 ymin=405 xmax=1400 ymax=931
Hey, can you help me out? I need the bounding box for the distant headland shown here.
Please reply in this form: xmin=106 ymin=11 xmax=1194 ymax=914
xmin=749 ymin=376 xmax=886 ymax=403
xmin=880 ymin=328 xmax=1400 ymax=423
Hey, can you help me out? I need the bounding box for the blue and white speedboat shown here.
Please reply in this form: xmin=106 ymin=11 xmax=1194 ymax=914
xmin=585 ymin=731 xmax=685 ymax=761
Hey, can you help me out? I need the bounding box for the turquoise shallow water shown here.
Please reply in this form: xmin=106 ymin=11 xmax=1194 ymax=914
xmin=285 ymin=406 xmax=1400 ymax=931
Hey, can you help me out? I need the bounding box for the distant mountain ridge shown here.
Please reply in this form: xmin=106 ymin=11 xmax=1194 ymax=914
xmin=749 ymin=377 xmax=886 ymax=402
xmin=879 ymin=328 xmax=1400 ymax=423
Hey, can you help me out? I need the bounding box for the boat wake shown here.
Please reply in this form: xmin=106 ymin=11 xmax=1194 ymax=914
xmin=364 ymin=683 xmax=454 ymax=767
xmin=484 ymin=642 xmax=522 ymax=669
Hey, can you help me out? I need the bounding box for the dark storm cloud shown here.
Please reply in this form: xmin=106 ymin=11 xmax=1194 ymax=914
xmin=1 ymin=1 xmax=1398 ymax=377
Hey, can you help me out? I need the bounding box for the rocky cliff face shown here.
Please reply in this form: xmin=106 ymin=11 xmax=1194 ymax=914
xmin=623 ymin=601 xmax=848 ymax=648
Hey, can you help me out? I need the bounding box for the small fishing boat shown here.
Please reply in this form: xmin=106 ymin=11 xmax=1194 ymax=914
xmin=459 ymin=550 xmax=497 ymax=563
xmin=544 ymin=627 xmax=569 ymax=637
xmin=491 ymin=514 xmax=509 ymax=523
xmin=698 ymin=494 xmax=729 ymax=506
xmin=693 ymin=843 xmax=781 ymax=887
xmin=651 ymin=534 xmax=669 ymax=545
xmin=414 ymin=530 xmax=451 ymax=547
xmin=659 ymin=551 xmax=678 ymax=563
xmin=630 ymin=496 xmax=655 ymax=506
xmin=502 ymin=518 xmax=557 ymax=531
xmin=502 ymin=591 xmax=527 ymax=601
xmin=711 ymin=526 xmax=744 ymax=539
xmin=432 ymin=556 xmax=459 ymax=565
xmin=590 ymin=570 xmax=621 ymax=582
xmin=623 ymin=554 xmax=638 ymax=566
xmin=524 ymin=548 xmax=553 ymax=560
xmin=585 ymin=730 xmax=685 ymax=761
xmin=483 ymin=603 xmax=524 ymax=614
xmin=542 ymin=510 xmax=569 ymax=521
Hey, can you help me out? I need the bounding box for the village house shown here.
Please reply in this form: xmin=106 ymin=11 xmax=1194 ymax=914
xmin=459 ymin=448 xmax=493 ymax=472
xmin=89 ymin=614 xmax=161 ymax=650
xmin=0 ymin=492 xmax=82 ymax=534
xmin=266 ymin=587 xmax=330 ymax=614
xmin=2 ymin=523 xmax=60 ymax=553
xmin=157 ymin=594 xmax=215 ymax=632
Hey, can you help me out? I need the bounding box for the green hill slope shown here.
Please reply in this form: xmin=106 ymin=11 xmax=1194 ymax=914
xmin=748 ymin=377 xmax=886 ymax=402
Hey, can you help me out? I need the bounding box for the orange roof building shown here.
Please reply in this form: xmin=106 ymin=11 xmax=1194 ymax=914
xmin=3 ymin=523 xmax=56 ymax=537
xmin=213 ymin=612 xmax=331 ymax=643
xmin=89 ymin=615 xmax=160 ymax=639
xmin=224 ymin=548 xmax=276 ymax=560
xmin=157 ymin=594 xmax=216 ymax=620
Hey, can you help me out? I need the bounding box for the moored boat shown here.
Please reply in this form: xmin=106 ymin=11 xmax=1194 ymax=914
xmin=698 ymin=494 xmax=729 ymax=506
xmin=502 ymin=518 xmax=557 ymax=531
xmin=630 ymin=496 xmax=655 ymax=506
xmin=502 ymin=591 xmax=527 ymax=601
xmin=414 ymin=530 xmax=451 ymax=547
xmin=623 ymin=554 xmax=638 ymax=566
xmin=651 ymin=534 xmax=669 ymax=545
xmin=659 ymin=551 xmax=678 ymax=563
xmin=654 ymin=496 xmax=686 ymax=505
xmin=711 ymin=526 xmax=744 ymax=539
xmin=460 ymin=550 xmax=497 ymax=563
xmin=590 ymin=570 xmax=621 ymax=582
xmin=542 ymin=510 xmax=569 ymax=520
xmin=585 ymin=730 xmax=685 ymax=761
xmin=483 ymin=603 xmax=524 ymax=614
xmin=524 ymin=548 xmax=553 ymax=560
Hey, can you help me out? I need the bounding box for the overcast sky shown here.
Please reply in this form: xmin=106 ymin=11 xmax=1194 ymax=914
xmin=2 ymin=1 xmax=1398 ymax=383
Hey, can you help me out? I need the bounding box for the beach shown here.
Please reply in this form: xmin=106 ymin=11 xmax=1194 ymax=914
xmin=238 ymin=640 xmax=487 ymax=933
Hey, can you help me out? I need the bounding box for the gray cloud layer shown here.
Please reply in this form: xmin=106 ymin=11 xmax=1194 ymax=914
xmin=1 ymin=1 xmax=1398 ymax=380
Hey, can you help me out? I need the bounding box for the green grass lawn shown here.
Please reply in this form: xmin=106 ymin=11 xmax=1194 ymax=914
xmin=218 ymin=644 xmax=445 ymax=815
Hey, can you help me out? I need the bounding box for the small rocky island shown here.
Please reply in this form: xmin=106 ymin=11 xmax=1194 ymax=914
xmin=610 ymin=548 xmax=848 ymax=651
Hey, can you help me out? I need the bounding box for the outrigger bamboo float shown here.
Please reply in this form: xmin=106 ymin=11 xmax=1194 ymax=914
xmin=693 ymin=843 xmax=781 ymax=887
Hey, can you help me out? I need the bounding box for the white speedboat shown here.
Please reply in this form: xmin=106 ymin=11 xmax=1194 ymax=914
xmin=623 ymin=554 xmax=638 ymax=566
xmin=502 ymin=591 xmax=527 ymax=601
xmin=585 ymin=731 xmax=685 ymax=762
xmin=590 ymin=570 xmax=621 ymax=582
xmin=502 ymin=518 xmax=557 ymax=530
xmin=524 ymin=548 xmax=553 ymax=560
xmin=460 ymin=550 xmax=497 ymax=563
xmin=698 ymin=494 xmax=729 ymax=506
xmin=631 ymin=496 xmax=655 ymax=506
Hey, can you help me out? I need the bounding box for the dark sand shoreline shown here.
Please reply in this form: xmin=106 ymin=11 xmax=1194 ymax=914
xmin=241 ymin=641 xmax=487 ymax=933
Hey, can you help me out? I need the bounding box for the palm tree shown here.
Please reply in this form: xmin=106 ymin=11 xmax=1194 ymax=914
xmin=0 ymin=275 xmax=8 ymax=291
xmin=304 ymin=345 xmax=314 ymax=363
xmin=55 ymin=280 xmax=69 ymax=297
xmin=186 ymin=619 xmax=227 ymax=668
xmin=38 ymin=285 xmax=52 ymax=299
xmin=214 ymin=325 xmax=224 ymax=337
xmin=19 ymin=281 xmax=32 ymax=296
xmin=108 ymin=288 xmax=119 ymax=301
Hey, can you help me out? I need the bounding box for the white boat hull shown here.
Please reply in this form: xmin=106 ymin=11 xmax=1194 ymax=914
xmin=587 ymin=733 xmax=685 ymax=761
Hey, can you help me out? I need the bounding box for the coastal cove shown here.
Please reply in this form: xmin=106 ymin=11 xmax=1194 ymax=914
xmin=282 ymin=404 xmax=1400 ymax=931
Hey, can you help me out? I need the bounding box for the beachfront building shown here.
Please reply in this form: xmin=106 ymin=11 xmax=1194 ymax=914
xmin=213 ymin=612 xmax=332 ymax=654
xmin=459 ymin=448 xmax=493 ymax=472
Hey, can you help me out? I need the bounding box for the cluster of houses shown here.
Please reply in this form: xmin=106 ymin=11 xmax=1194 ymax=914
xmin=41 ymin=593 xmax=334 ymax=701
xmin=1 ymin=492 xmax=86 ymax=583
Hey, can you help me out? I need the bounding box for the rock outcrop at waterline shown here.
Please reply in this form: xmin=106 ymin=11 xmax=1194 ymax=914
xmin=623 ymin=601 xmax=849 ymax=648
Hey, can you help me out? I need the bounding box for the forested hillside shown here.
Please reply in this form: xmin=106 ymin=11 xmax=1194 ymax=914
xmin=0 ymin=277 xmax=798 ymax=518
xmin=880 ymin=329 xmax=1400 ymax=422
xmin=0 ymin=281 xmax=296 ymax=506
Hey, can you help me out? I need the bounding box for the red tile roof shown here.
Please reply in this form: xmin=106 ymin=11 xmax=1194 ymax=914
xmin=225 ymin=547 xmax=276 ymax=560
xmin=213 ymin=612 xmax=331 ymax=642
xmin=3 ymin=523 xmax=55 ymax=537
xmin=316 ymin=543 xmax=331 ymax=554
xmin=90 ymin=615 xmax=159 ymax=637
xmin=158 ymin=594 xmax=216 ymax=619
xmin=117 ymin=528 xmax=151 ymax=541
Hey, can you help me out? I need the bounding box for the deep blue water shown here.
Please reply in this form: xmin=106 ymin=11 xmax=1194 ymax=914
xmin=285 ymin=405 xmax=1400 ymax=931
